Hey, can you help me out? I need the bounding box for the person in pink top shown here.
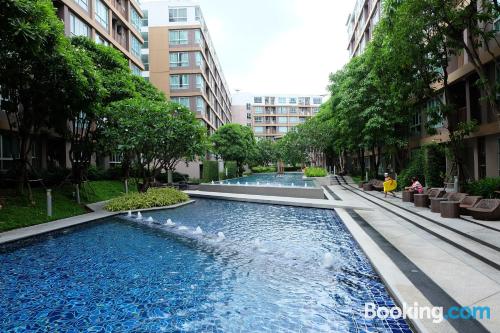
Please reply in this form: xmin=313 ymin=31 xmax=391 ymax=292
xmin=406 ymin=176 xmax=423 ymax=194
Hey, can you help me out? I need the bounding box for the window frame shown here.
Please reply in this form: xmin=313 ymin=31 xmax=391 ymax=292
xmin=95 ymin=0 xmax=109 ymax=30
xmin=70 ymin=13 xmax=90 ymax=37
xmin=169 ymin=30 xmax=189 ymax=45
xmin=169 ymin=7 xmax=188 ymax=22
xmin=169 ymin=52 xmax=189 ymax=67
xmin=170 ymin=74 xmax=189 ymax=89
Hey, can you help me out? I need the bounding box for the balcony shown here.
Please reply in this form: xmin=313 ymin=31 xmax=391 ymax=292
xmin=112 ymin=21 xmax=128 ymax=50
xmin=112 ymin=0 xmax=128 ymax=19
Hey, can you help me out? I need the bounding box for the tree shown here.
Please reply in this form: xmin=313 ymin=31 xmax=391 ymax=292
xmin=0 ymin=0 xmax=83 ymax=201
xmin=275 ymin=129 xmax=309 ymax=167
xmin=102 ymin=98 xmax=207 ymax=191
xmin=211 ymin=124 xmax=256 ymax=175
xmin=252 ymin=139 xmax=278 ymax=166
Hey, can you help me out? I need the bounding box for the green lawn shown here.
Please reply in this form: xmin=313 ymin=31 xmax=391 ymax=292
xmin=0 ymin=180 xmax=135 ymax=232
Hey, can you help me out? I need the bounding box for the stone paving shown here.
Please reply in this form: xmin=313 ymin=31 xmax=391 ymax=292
xmin=330 ymin=178 xmax=500 ymax=332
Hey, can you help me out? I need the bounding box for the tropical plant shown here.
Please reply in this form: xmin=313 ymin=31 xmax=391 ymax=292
xmin=211 ymin=124 xmax=256 ymax=175
xmin=104 ymin=187 xmax=189 ymax=211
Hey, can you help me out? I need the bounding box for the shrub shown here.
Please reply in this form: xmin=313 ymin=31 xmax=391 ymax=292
xmin=251 ymin=166 xmax=276 ymax=173
xmin=304 ymin=167 xmax=327 ymax=177
xmin=424 ymin=144 xmax=446 ymax=187
xmin=225 ymin=161 xmax=238 ymax=178
xmin=397 ymin=150 xmax=425 ymax=190
xmin=39 ymin=167 xmax=71 ymax=186
xmin=465 ymin=178 xmax=500 ymax=198
xmin=87 ymin=166 xmax=106 ymax=181
xmin=104 ymin=187 xmax=189 ymax=211
xmin=202 ymin=160 xmax=219 ymax=182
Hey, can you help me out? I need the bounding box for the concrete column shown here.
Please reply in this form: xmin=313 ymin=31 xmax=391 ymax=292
xmin=472 ymin=138 xmax=479 ymax=180
xmin=65 ymin=142 xmax=72 ymax=168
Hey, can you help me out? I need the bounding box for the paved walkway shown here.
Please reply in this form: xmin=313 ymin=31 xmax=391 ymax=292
xmin=330 ymin=176 xmax=500 ymax=332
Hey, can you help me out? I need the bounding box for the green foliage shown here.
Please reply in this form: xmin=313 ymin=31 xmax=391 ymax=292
xmin=211 ymin=124 xmax=256 ymax=175
xmin=424 ymin=144 xmax=446 ymax=188
xmin=252 ymin=139 xmax=278 ymax=166
xmin=304 ymin=167 xmax=327 ymax=177
xmin=251 ymin=166 xmax=277 ymax=173
xmin=225 ymin=161 xmax=238 ymax=179
xmin=202 ymin=160 xmax=219 ymax=182
xmin=397 ymin=150 xmax=425 ymax=190
xmin=465 ymin=178 xmax=500 ymax=199
xmin=0 ymin=188 xmax=87 ymax=232
xmin=276 ymin=129 xmax=309 ymax=166
xmin=155 ymin=172 xmax=188 ymax=183
xmin=104 ymin=187 xmax=189 ymax=212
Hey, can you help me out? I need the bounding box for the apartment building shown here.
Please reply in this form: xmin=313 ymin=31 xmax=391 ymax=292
xmin=140 ymin=0 xmax=232 ymax=136
xmin=346 ymin=0 xmax=381 ymax=59
xmin=232 ymin=93 xmax=324 ymax=141
xmin=346 ymin=1 xmax=500 ymax=180
xmin=0 ymin=0 xmax=145 ymax=173
xmin=54 ymin=0 xmax=145 ymax=73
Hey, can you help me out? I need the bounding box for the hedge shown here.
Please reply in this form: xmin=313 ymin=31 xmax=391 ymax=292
xmin=105 ymin=187 xmax=189 ymax=211
xmin=225 ymin=161 xmax=238 ymax=179
xmin=304 ymin=167 xmax=327 ymax=177
xmin=251 ymin=166 xmax=276 ymax=173
xmin=202 ymin=160 xmax=219 ymax=182
xmin=465 ymin=178 xmax=500 ymax=198
xmin=397 ymin=150 xmax=425 ymax=190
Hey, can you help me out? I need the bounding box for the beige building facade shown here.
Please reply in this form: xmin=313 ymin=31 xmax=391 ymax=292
xmin=140 ymin=0 xmax=232 ymax=136
xmin=232 ymin=93 xmax=325 ymax=141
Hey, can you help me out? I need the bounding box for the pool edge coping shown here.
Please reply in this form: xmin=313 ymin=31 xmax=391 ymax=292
xmin=0 ymin=200 xmax=196 ymax=246
xmin=335 ymin=207 xmax=457 ymax=333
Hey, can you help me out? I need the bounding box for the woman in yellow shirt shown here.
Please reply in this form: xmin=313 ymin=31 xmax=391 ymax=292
xmin=383 ymin=172 xmax=397 ymax=198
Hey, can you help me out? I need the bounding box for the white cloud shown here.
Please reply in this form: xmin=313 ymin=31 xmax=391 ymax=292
xmin=230 ymin=0 xmax=353 ymax=95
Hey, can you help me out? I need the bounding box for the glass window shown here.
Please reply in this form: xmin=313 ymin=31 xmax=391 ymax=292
xmin=254 ymin=127 xmax=264 ymax=133
xmin=254 ymin=97 xmax=262 ymax=104
xmin=169 ymin=30 xmax=188 ymax=45
xmin=312 ymin=107 xmax=320 ymax=114
xmin=170 ymin=74 xmax=189 ymax=89
xmin=289 ymin=97 xmax=297 ymax=104
xmin=142 ymin=10 xmax=148 ymax=27
xmin=169 ymin=7 xmax=188 ymax=22
xmin=131 ymin=36 xmax=141 ymax=58
xmin=169 ymin=52 xmax=189 ymax=67
xmin=195 ymin=29 xmax=203 ymax=45
xmin=426 ymin=97 xmax=444 ymax=129
xmin=130 ymin=63 xmax=141 ymax=75
xmin=141 ymin=54 xmax=149 ymax=71
xmin=278 ymin=126 xmax=288 ymax=133
xmin=278 ymin=117 xmax=287 ymax=123
xmin=196 ymin=74 xmax=204 ymax=89
xmin=0 ymin=134 xmax=20 ymax=171
xmin=95 ymin=33 xmax=109 ymax=46
xmin=141 ymin=32 xmax=148 ymax=48
xmin=196 ymin=97 xmax=205 ymax=113
xmin=195 ymin=52 xmax=203 ymax=67
xmin=313 ymin=97 xmax=322 ymax=104
xmin=254 ymin=106 xmax=264 ymax=114
xmin=277 ymin=107 xmax=287 ymax=114
xmin=95 ymin=0 xmax=109 ymax=29
xmin=290 ymin=117 xmax=299 ymax=123
xmin=410 ymin=109 xmax=422 ymax=136
xmin=195 ymin=7 xmax=201 ymax=21
xmin=70 ymin=13 xmax=90 ymax=37
xmin=172 ymin=97 xmax=190 ymax=108
xmin=74 ymin=0 xmax=88 ymax=11
xmin=254 ymin=116 xmax=263 ymax=123
xmin=131 ymin=7 xmax=141 ymax=31
xmin=278 ymin=97 xmax=286 ymax=104
xmin=289 ymin=107 xmax=297 ymax=114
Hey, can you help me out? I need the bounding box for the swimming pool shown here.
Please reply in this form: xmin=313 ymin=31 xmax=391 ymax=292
xmin=222 ymin=172 xmax=317 ymax=187
xmin=0 ymin=199 xmax=410 ymax=332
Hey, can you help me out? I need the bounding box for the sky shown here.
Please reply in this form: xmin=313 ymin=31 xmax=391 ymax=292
xmin=198 ymin=0 xmax=356 ymax=96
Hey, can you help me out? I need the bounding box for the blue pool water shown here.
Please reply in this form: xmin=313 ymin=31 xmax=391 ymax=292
xmin=222 ymin=172 xmax=316 ymax=187
xmin=0 ymin=199 xmax=411 ymax=332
